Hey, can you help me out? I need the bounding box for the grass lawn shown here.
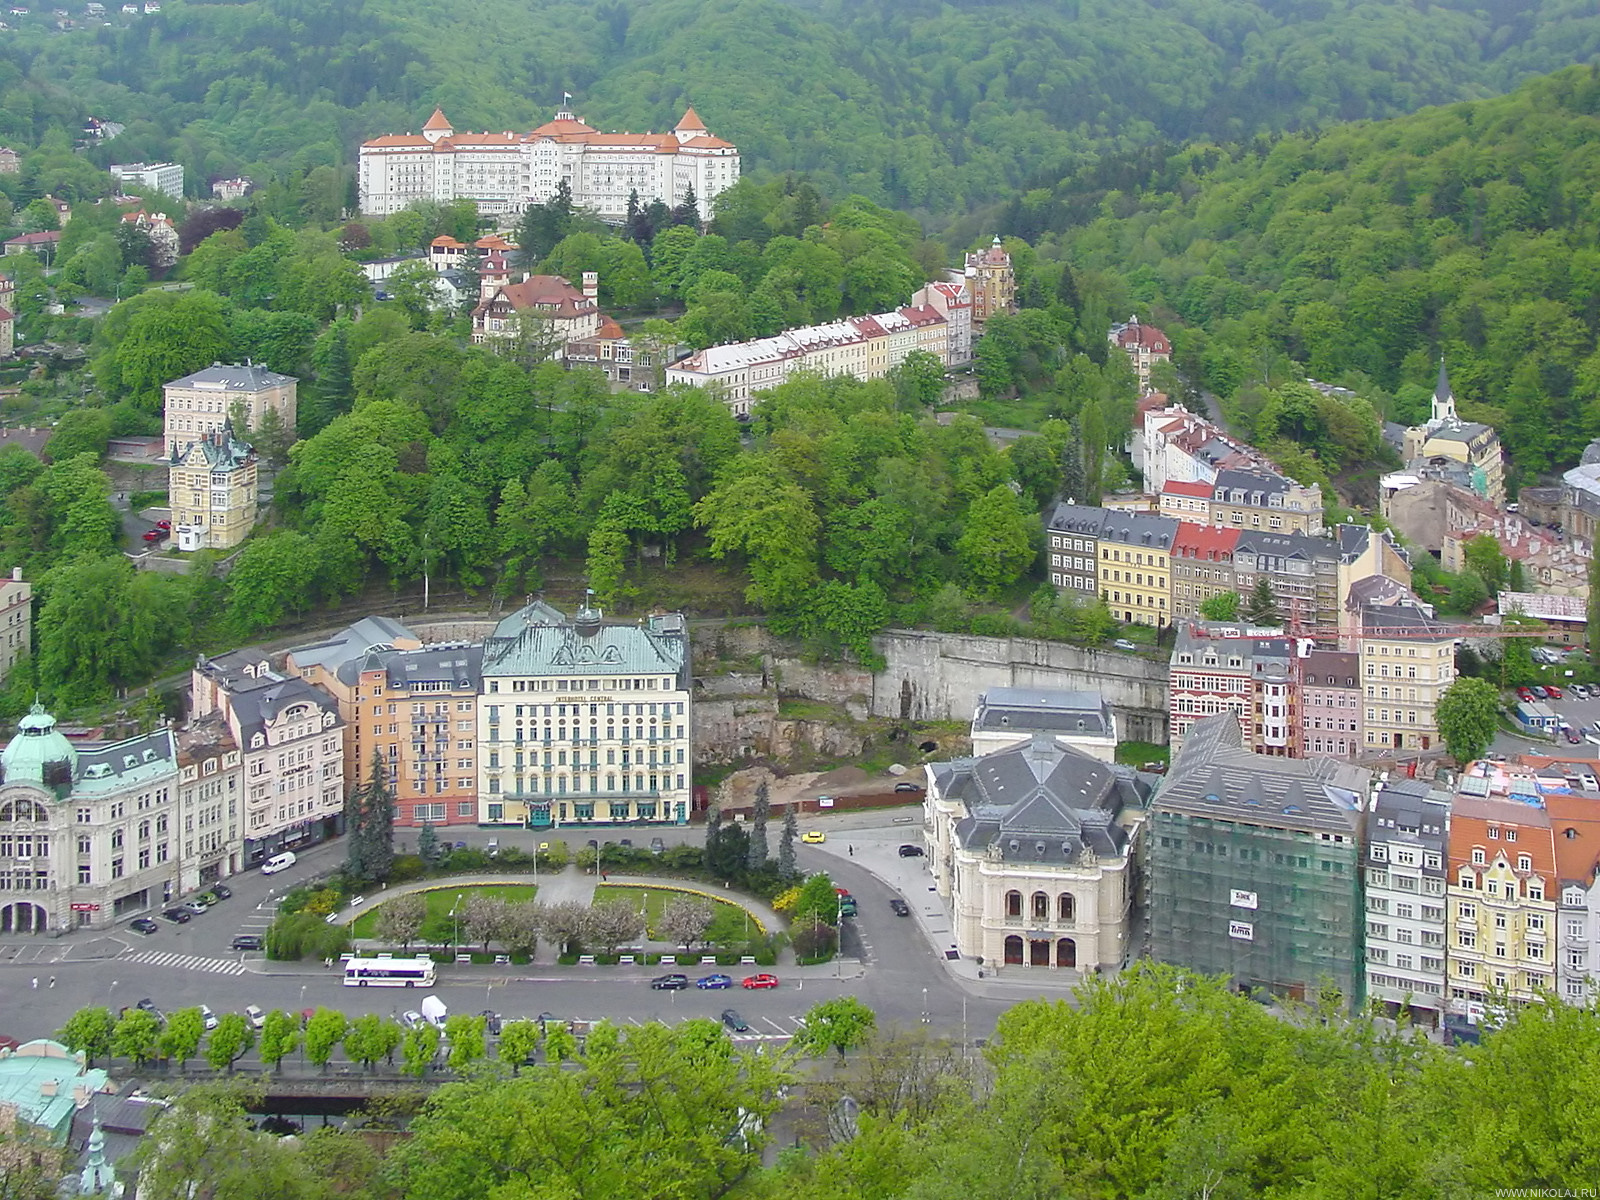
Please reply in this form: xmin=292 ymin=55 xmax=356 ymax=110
xmin=591 ymin=884 xmax=758 ymax=940
xmin=351 ymin=883 xmax=539 ymax=938
xmin=1116 ymin=740 xmax=1171 ymax=767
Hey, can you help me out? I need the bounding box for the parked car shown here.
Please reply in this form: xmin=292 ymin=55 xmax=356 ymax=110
xmin=619 ymin=838 xmax=632 ymax=847
xmin=210 ymin=883 xmax=231 ymax=900
xmin=135 ymin=999 xmax=162 ymax=1022
xmin=452 ymin=841 xmax=467 ymax=850
xmin=230 ymin=934 xmax=263 ymax=951
xmin=889 ymin=898 xmax=911 ymax=917
xmin=1112 ymin=638 xmax=1137 ymax=651
xmin=1532 ymin=686 xmax=1550 ymax=700
xmin=898 ymin=843 xmax=924 ymax=857
xmin=400 ymin=1010 xmax=426 ymax=1030
xmin=192 ymin=892 xmax=219 ymax=908
xmin=486 ymin=839 xmax=499 ymax=857
xmin=479 ymin=1010 xmax=502 ymax=1036
xmin=1568 ymin=731 xmax=1583 ymax=745
xmin=181 ymin=900 xmax=209 ymax=916
xmin=199 ymin=1004 xmax=218 ymax=1031
xmin=893 ymin=781 xmax=921 ymax=793
xmin=141 ymin=529 xmax=163 ymax=542
xmin=801 ymin=831 xmax=826 ymax=844
xmin=838 ymin=896 xmax=857 ymax=917
xmin=244 ymin=1005 xmax=266 ymax=1030
xmin=161 ymin=907 xmax=191 ymax=923
xmin=129 ymin=917 xmax=159 ymax=935
xmin=1518 ymin=687 xmax=1535 ymax=702
xmin=650 ymin=837 xmax=666 ymax=854
xmin=1574 ymin=684 xmax=1592 ymax=700
xmin=720 ymin=1009 xmax=751 ymax=1033
xmin=1548 ymin=685 xmax=1565 ymax=700
xmin=650 ymin=973 xmax=689 ymax=990
xmin=156 ymin=519 xmax=171 ymax=530
xmin=741 ymin=973 xmax=780 ymax=990
xmin=696 ymin=973 xmax=733 ymax=990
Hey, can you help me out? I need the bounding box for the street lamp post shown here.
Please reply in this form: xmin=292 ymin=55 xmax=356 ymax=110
xmin=451 ymin=892 xmax=465 ymax=955
xmin=921 ymin=987 xmax=929 ymax=1025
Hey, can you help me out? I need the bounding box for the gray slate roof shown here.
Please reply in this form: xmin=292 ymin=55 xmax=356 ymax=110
xmin=1097 ymin=511 xmax=1178 ymax=551
xmin=286 ymin=616 xmax=419 ymax=675
xmin=165 ymin=363 xmax=296 ymax=391
xmin=483 ymin=601 xmax=688 ymax=682
xmin=1047 ymin=503 xmax=1108 ymax=536
xmin=1157 ymin=714 xmax=1367 ymax=836
xmin=337 ymin=643 xmax=483 ymax=691
xmin=972 ymin=688 xmax=1113 ymax=737
xmin=932 ymin=734 xmax=1148 ymax=864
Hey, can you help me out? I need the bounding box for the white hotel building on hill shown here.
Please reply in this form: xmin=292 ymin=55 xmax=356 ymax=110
xmin=358 ymin=104 xmax=740 ymax=221
xmin=665 ymin=282 xmax=970 ymax=415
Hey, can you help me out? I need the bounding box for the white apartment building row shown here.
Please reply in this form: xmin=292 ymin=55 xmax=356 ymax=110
xmin=665 ymin=292 xmax=960 ymax=415
xmin=358 ymin=105 xmax=739 ymax=221
xmin=1364 ymin=778 xmax=1451 ymax=1021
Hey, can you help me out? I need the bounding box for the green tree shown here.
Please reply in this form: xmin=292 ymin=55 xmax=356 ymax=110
xmin=1436 ymin=677 xmax=1502 ymax=766
xmin=445 ymin=1014 xmax=487 ymax=1072
xmin=204 ymin=1013 xmax=255 ymax=1073
xmin=258 ymin=1010 xmax=301 ymax=1072
xmin=778 ymin=803 xmax=799 ymax=881
xmin=58 ymin=1006 xmax=116 ymax=1066
xmin=304 ymin=1008 xmax=348 ymax=1073
xmin=1463 ymin=534 xmax=1509 ymax=595
xmin=887 ymin=349 xmax=947 ymax=409
xmin=374 ymin=892 xmax=427 ymax=951
xmin=1243 ymin=578 xmax=1280 ymax=624
xmin=401 ymin=1023 xmax=441 ymax=1078
xmin=43 ymin=408 xmax=113 ymax=464
xmin=345 ymin=749 xmax=396 ymax=883
xmin=957 ymin=485 xmax=1036 ymax=597
xmin=111 ymin=1009 xmax=161 ymax=1068
xmin=94 ymin=291 xmax=233 ymax=411
xmin=343 ymin=1014 xmax=403 ymax=1072
xmin=1199 ymin=592 xmax=1241 ymax=621
xmin=417 ymin=823 xmax=442 ymax=868
xmin=796 ymin=996 xmax=877 ymax=1059
xmin=498 ymin=1020 xmax=542 ymax=1074
xmin=748 ymin=780 xmax=771 ymax=869
xmin=585 ymin=517 xmax=630 ymax=608
xmin=159 ymin=1007 xmax=206 ymax=1073
xmin=225 ymin=530 xmax=320 ymax=637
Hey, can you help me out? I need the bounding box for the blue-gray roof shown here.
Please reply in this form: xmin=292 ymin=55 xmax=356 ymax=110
xmin=972 ymin=688 xmax=1113 ymax=737
xmin=483 ymin=602 xmax=689 ymax=682
xmin=165 ymin=363 xmax=296 ymax=391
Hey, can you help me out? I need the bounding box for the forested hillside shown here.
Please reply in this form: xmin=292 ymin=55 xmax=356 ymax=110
xmin=1031 ymin=64 xmax=1600 ymax=481
xmin=4 ymin=0 xmax=1600 ymax=223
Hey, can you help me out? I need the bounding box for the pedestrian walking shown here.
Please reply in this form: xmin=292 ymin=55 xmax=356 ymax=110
xmin=848 ymin=845 xmax=854 ymax=857
xmin=30 ymin=977 xmax=36 ymax=990
xmin=48 ymin=976 xmax=54 ymax=988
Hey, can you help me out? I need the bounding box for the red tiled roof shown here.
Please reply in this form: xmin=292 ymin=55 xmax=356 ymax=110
xmin=680 ymin=135 xmax=734 ymax=150
xmin=423 ymin=107 xmax=452 ymax=132
xmin=595 ymin=317 xmax=625 ymax=340
xmin=1171 ymin=522 xmax=1239 ymax=558
xmin=529 ymin=117 xmax=598 ymax=139
xmin=676 ymin=107 xmax=707 ymax=132
xmin=1163 ymin=480 xmax=1212 ymax=498
xmin=362 ymin=134 xmax=431 ymax=148
xmin=1546 ymin=793 xmax=1600 ymax=887
xmin=0 ymin=306 xmax=13 ymax=323
xmin=4 ymin=231 xmax=59 ymax=246
xmin=1115 ymin=320 xmax=1173 ymax=354
xmin=1448 ymin=796 xmax=1556 ymax=877
xmin=430 ymin=236 xmax=464 ymax=248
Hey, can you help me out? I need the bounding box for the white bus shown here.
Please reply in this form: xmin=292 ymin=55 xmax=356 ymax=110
xmin=343 ymin=955 xmax=437 ymax=988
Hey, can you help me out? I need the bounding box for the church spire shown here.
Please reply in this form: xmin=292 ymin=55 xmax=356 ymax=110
xmin=1431 ymin=357 xmax=1458 ymax=427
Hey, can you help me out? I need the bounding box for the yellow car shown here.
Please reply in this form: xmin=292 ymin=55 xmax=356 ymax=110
xmin=801 ymin=830 xmax=826 ymax=844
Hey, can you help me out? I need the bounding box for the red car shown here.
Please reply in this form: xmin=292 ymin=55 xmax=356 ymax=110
xmin=741 ymin=973 xmax=779 ymax=990
xmin=1549 ymin=685 xmax=1564 ymax=700
xmin=141 ymin=529 xmax=164 ymax=542
xmin=156 ymin=520 xmax=171 ymax=530
xmin=1518 ymin=687 xmax=1535 ymax=702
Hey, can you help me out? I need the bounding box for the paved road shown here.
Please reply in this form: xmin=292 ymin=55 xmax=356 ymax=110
xmin=0 ymin=816 xmax=1073 ymax=1056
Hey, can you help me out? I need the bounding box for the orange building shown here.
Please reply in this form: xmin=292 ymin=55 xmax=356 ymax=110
xmin=286 ymin=618 xmax=484 ymax=828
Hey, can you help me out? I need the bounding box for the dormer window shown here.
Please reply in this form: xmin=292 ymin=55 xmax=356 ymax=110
xmin=1471 ymin=848 xmax=1486 ymax=865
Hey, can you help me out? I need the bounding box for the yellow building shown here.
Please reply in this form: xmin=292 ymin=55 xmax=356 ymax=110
xmin=1098 ymin=513 xmax=1178 ymax=627
xmin=169 ymin=421 xmax=257 ymax=551
xmin=1350 ymin=586 xmax=1454 ymax=753
xmin=1401 ymin=362 xmax=1505 ymax=508
xmin=1447 ymin=795 xmax=1556 ymax=1015
xmin=963 ymin=236 xmax=1015 ymax=332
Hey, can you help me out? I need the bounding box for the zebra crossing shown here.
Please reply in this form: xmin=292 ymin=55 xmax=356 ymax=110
xmin=120 ymin=949 xmax=248 ymax=976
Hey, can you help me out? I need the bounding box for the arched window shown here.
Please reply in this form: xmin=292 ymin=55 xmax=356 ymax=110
xmin=1003 ymin=935 xmax=1024 ymax=965
xmin=1058 ymin=893 xmax=1075 ymax=922
xmin=1032 ymin=892 xmax=1049 ymax=921
xmin=1005 ymin=891 xmax=1022 ymax=919
xmin=1057 ymin=938 xmax=1076 ymax=968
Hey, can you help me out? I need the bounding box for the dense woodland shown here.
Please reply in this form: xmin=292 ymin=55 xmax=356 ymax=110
xmin=1020 ymin=64 xmax=1600 ymax=484
xmin=2 ymin=0 xmax=1600 ymax=228
xmin=50 ymin=970 xmax=1600 ymax=1200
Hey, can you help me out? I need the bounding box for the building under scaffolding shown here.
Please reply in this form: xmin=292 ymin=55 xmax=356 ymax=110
xmin=1148 ymin=713 xmax=1370 ymax=1009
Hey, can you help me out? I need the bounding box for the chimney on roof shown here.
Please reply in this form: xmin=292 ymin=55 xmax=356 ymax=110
xmin=581 ymin=271 xmax=598 ymax=302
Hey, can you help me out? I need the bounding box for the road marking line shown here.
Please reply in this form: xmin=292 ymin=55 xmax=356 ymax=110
xmin=760 ymin=1017 xmax=787 ymax=1034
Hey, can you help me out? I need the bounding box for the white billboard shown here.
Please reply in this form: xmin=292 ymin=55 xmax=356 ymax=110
xmin=1228 ymin=920 xmax=1254 ymax=941
xmin=1230 ymin=889 xmax=1258 ymax=910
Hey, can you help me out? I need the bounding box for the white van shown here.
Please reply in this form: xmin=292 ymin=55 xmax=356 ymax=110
xmin=261 ymin=851 xmax=297 ymax=875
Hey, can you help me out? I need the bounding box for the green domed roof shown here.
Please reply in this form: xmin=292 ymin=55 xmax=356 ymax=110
xmin=1 ymin=703 xmax=77 ymax=788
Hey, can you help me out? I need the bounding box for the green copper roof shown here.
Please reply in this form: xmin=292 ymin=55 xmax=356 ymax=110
xmin=0 ymin=703 xmax=76 ymax=787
